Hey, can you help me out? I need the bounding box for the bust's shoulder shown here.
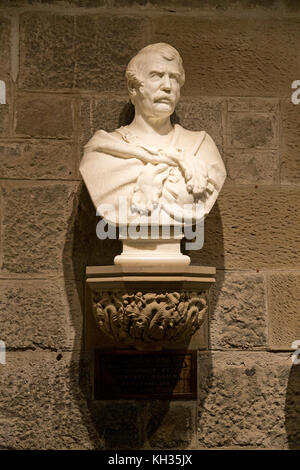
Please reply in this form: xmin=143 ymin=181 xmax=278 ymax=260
xmin=174 ymin=124 xmax=207 ymax=153
xmin=84 ymin=128 xmax=119 ymax=149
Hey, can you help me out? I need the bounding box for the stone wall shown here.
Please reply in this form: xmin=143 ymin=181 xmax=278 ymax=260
xmin=0 ymin=0 xmax=299 ymax=450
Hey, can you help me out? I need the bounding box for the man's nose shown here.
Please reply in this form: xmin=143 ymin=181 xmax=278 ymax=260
xmin=161 ymin=74 xmax=171 ymax=91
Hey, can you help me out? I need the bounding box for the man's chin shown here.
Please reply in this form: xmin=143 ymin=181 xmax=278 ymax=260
xmin=153 ymin=103 xmax=175 ymax=117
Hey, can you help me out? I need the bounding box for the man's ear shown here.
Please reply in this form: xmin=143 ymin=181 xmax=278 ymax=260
xmin=128 ymin=86 xmax=137 ymax=105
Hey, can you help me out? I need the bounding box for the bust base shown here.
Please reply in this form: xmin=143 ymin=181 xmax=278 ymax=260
xmin=114 ymin=238 xmax=190 ymax=267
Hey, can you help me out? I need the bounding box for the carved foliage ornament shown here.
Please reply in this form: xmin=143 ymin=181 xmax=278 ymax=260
xmin=92 ymin=290 xmax=207 ymax=349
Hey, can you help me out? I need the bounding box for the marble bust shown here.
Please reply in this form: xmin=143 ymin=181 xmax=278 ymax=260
xmin=80 ymin=43 xmax=226 ymax=265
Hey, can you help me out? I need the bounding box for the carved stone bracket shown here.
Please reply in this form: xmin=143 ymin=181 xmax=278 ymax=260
xmin=85 ymin=265 xmax=215 ymax=351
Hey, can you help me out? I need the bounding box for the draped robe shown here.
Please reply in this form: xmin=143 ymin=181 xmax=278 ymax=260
xmin=80 ymin=124 xmax=226 ymax=225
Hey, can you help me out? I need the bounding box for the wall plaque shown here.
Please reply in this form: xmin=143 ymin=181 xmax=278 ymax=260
xmin=94 ymin=350 xmax=197 ymax=400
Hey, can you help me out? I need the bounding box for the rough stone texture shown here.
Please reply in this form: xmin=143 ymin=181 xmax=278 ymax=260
xmin=90 ymin=401 xmax=142 ymax=449
xmin=224 ymin=149 xmax=279 ymax=184
xmin=92 ymin=96 xmax=133 ymax=134
xmin=1 ymin=0 xmax=106 ymax=6
xmin=209 ymin=272 xmax=267 ymax=349
xmin=0 ymin=141 xmax=76 ymax=179
xmin=0 ymin=16 xmax=10 ymax=76
xmin=228 ymin=97 xmax=279 ymax=114
xmin=0 ymin=181 xmax=79 ymax=276
xmin=2 ymin=0 xmax=300 ymax=10
xmin=0 ymin=101 xmax=9 ymax=136
xmin=190 ymin=186 xmax=300 ymax=269
xmin=0 ymin=279 xmax=82 ymax=350
xmin=20 ymin=13 xmax=149 ymax=92
xmin=113 ymin=0 xmax=300 ymax=9
xmin=281 ymin=99 xmax=300 ymax=184
xmin=225 ymin=97 xmax=279 ymax=150
xmin=75 ymin=15 xmax=149 ymax=92
xmin=152 ymin=17 xmax=300 ymax=96
xmin=0 ymin=352 xmax=102 ymax=450
xmin=267 ymin=272 xmax=300 ymax=350
xmin=15 ymin=94 xmax=74 ymax=138
xmin=146 ymin=402 xmax=196 ymax=449
xmin=19 ymin=14 xmax=75 ymax=90
xmin=226 ymin=113 xmax=277 ymax=149
xmin=198 ymin=352 xmax=300 ymax=449
xmin=174 ymin=97 xmax=224 ymax=151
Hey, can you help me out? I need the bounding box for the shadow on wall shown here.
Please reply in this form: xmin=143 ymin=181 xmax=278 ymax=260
xmin=61 ymin=102 xmax=224 ymax=449
xmin=285 ymin=364 xmax=300 ymax=449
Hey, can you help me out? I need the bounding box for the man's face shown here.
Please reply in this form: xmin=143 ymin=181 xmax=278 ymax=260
xmin=133 ymin=53 xmax=181 ymax=120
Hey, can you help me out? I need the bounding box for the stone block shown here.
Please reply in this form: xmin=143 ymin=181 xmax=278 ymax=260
xmin=0 ymin=16 xmax=11 ymax=75
xmin=0 ymin=101 xmax=9 ymax=136
xmin=224 ymin=149 xmax=279 ymax=184
xmin=174 ymin=97 xmax=224 ymax=151
xmin=228 ymin=97 xmax=279 ymax=114
xmin=226 ymin=113 xmax=277 ymax=150
xmin=92 ymin=96 xmax=133 ymax=134
xmin=78 ymin=97 xmax=93 ymax=152
xmin=20 ymin=13 xmax=149 ymax=92
xmin=74 ymin=15 xmax=149 ymax=91
xmin=0 ymin=279 xmax=82 ymax=350
xmin=209 ymin=272 xmax=267 ymax=349
xmin=0 ymin=352 xmax=102 ymax=449
xmin=198 ymin=351 xmax=300 ymax=449
xmin=15 ymin=94 xmax=74 ymax=138
xmin=19 ymin=13 xmax=75 ymax=90
xmin=146 ymin=401 xmax=196 ymax=449
xmin=281 ymin=99 xmax=300 ymax=184
xmin=0 ymin=181 xmax=79 ymax=276
xmin=267 ymin=272 xmax=300 ymax=350
xmin=151 ymin=17 xmax=300 ymax=96
xmin=0 ymin=141 xmax=76 ymax=179
xmin=2 ymin=0 xmax=106 ymax=6
xmin=190 ymin=186 xmax=300 ymax=269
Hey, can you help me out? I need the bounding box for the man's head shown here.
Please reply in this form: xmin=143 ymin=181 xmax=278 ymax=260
xmin=125 ymin=43 xmax=185 ymax=119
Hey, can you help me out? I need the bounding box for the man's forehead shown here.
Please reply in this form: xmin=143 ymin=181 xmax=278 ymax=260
xmin=141 ymin=53 xmax=180 ymax=73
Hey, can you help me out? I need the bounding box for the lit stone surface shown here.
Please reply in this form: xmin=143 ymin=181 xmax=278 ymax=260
xmin=0 ymin=181 xmax=78 ymax=275
xmin=198 ymin=352 xmax=299 ymax=449
xmin=0 ymin=101 xmax=9 ymax=136
xmin=224 ymin=149 xmax=279 ymax=184
xmin=174 ymin=97 xmax=224 ymax=151
xmin=0 ymin=16 xmax=11 ymax=75
xmin=0 ymin=352 xmax=101 ymax=450
xmin=267 ymin=272 xmax=300 ymax=350
xmin=152 ymin=17 xmax=300 ymax=96
xmin=19 ymin=13 xmax=149 ymax=92
xmin=209 ymin=272 xmax=267 ymax=349
xmin=15 ymin=94 xmax=74 ymax=138
xmin=0 ymin=141 xmax=76 ymax=179
xmin=191 ymin=186 xmax=300 ymax=269
xmin=226 ymin=113 xmax=277 ymax=149
xmin=281 ymin=99 xmax=300 ymax=184
xmin=0 ymin=280 xmax=82 ymax=350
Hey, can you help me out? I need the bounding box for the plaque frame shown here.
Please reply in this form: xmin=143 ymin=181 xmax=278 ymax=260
xmin=93 ymin=349 xmax=198 ymax=400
